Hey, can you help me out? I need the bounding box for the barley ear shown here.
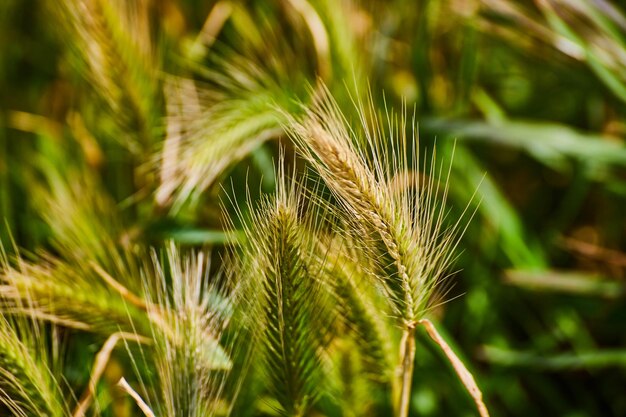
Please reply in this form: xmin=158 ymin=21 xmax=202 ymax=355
xmin=287 ymin=86 xmax=474 ymax=417
xmin=144 ymin=244 xmax=234 ymax=417
xmin=236 ymin=160 xmax=335 ymax=415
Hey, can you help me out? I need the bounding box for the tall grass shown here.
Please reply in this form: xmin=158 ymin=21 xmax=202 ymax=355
xmin=289 ymin=87 xmax=477 ymax=416
xmin=2 ymin=0 xmax=625 ymax=416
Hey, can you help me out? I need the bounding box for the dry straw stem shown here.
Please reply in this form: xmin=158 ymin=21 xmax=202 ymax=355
xmin=284 ymin=0 xmax=331 ymax=80
xmin=418 ymin=319 xmax=490 ymax=417
xmin=193 ymin=1 xmax=234 ymax=51
xmin=118 ymin=377 xmax=156 ymax=417
xmin=73 ymin=331 xmax=151 ymax=417
xmin=397 ymin=325 xmax=416 ymax=417
xmin=289 ymin=85 xmax=475 ymax=417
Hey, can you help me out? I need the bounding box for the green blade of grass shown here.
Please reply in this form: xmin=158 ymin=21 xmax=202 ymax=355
xmin=482 ymin=346 xmax=626 ymax=370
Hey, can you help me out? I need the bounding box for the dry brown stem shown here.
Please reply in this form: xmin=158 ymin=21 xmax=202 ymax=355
xmin=117 ymin=377 xmax=156 ymax=417
xmin=73 ymin=332 xmax=150 ymax=417
xmin=91 ymin=262 xmax=148 ymax=310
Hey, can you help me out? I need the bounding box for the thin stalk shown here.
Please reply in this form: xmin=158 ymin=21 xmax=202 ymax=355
xmin=418 ymin=319 xmax=489 ymax=417
xmin=73 ymin=332 xmax=150 ymax=417
xmin=118 ymin=378 xmax=156 ymax=417
xmin=397 ymin=325 xmax=416 ymax=417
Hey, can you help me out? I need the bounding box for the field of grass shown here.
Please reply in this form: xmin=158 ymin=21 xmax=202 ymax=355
xmin=1 ymin=0 xmax=626 ymax=416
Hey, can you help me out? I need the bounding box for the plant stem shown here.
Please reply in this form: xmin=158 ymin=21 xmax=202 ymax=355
xmin=418 ymin=319 xmax=490 ymax=417
xmin=398 ymin=325 xmax=416 ymax=417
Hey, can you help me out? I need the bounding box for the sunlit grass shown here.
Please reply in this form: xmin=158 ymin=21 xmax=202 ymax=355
xmin=1 ymin=0 xmax=625 ymax=416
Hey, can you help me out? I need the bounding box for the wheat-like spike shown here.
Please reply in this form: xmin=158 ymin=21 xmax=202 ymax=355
xmin=135 ymin=243 xmax=234 ymax=417
xmin=321 ymin=237 xmax=393 ymax=385
xmin=0 ymin=157 xmax=159 ymax=337
xmin=4 ymin=164 xmax=236 ymax=415
xmin=330 ymin=335 xmax=393 ymax=417
xmin=0 ymin=251 xmax=67 ymax=417
xmin=156 ymin=0 xmax=364 ymax=210
xmin=50 ymin=0 xmax=159 ymax=151
xmin=0 ymin=255 xmax=152 ymax=337
xmin=290 ymin=86 xmax=461 ymax=325
xmin=0 ymin=319 xmax=66 ymax=417
xmin=288 ymin=85 xmax=473 ymax=417
xmin=156 ymin=72 xmax=287 ymax=211
xmin=324 ymin=245 xmax=395 ymax=415
xmin=332 ymin=270 xmax=390 ymax=381
xmin=1 ymin=247 xmax=238 ymax=416
xmin=154 ymin=0 xmax=368 ymax=210
xmin=156 ymin=12 xmax=320 ymax=209
xmin=236 ymin=160 xmax=334 ymax=416
xmin=36 ymin=164 xmax=144 ymax=293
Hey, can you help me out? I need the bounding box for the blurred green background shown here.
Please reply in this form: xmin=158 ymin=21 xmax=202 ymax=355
xmin=2 ymin=0 xmax=626 ymax=415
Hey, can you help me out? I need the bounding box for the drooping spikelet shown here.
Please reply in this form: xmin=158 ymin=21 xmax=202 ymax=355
xmin=319 ymin=236 xmax=393 ymax=385
xmin=288 ymin=87 xmax=475 ymax=417
xmin=289 ymin=86 xmax=469 ymax=328
xmin=0 ymin=170 xmax=152 ymax=337
xmin=156 ymin=70 xmax=288 ymax=210
xmin=321 ymin=236 xmax=395 ymax=415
